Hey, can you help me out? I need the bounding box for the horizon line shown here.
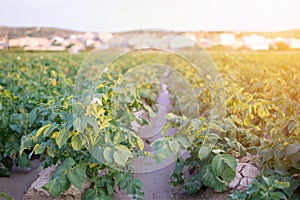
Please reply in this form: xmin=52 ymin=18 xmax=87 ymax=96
xmin=1 ymin=25 xmax=300 ymax=34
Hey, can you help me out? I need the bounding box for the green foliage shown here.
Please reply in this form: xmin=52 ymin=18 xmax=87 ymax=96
xmin=228 ymin=169 xmax=300 ymax=200
xmin=14 ymin=52 xmax=150 ymax=198
xmin=0 ymin=52 xmax=81 ymax=176
xmin=167 ymin=51 xmax=300 ymax=195
xmin=1 ymin=51 xmax=300 ymax=199
xmin=43 ymin=158 xmax=87 ymax=197
xmin=171 ymin=151 xmax=237 ymax=194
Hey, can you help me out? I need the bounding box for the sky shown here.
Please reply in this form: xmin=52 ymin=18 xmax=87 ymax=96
xmin=1 ymin=0 xmax=300 ymax=32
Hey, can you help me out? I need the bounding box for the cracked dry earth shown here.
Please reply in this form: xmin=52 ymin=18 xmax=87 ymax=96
xmin=228 ymin=154 xmax=260 ymax=192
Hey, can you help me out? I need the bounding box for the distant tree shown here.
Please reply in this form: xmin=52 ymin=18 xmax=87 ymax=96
xmin=275 ymin=42 xmax=290 ymax=51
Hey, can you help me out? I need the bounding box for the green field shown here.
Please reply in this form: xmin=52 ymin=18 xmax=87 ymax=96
xmin=0 ymin=51 xmax=299 ymax=199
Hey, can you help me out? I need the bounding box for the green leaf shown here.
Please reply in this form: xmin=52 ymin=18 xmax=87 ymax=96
xmin=43 ymin=176 xmax=71 ymax=197
xmin=17 ymin=154 xmax=30 ymax=168
xmin=152 ymin=139 xmax=171 ymax=162
xmin=201 ymin=164 xmax=226 ymax=192
xmin=113 ymin=149 xmax=128 ymax=166
xmin=269 ymin=191 xmax=288 ymax=200
xmin=43 ymin=124 xmax=57 ymax=138
xmin=67 ymin=166 xmax=87 ymax=190
xmin=103 ymin=147 xmax=114 ymax=163
xmin=131 ymin=178 xmax=143 ymax=189
xmin=55 ymin=129 xmax=70 ymax=148
xmin=222 ymin=154 xmax=237 ymax=170
xmin=113 ymin=145 xmax=132 ymax=166
xmin=284 ymin=144 xmax=300 ymax=157
xmin=73 ymin=117 xmax=87 ymax=133
xmin=113 ymin=132 xmax=121 ymax=144
xmin=47 ymin=145 xmax=55 ymax=158
xmin=211 ymin=154 xmax=237 ymax=182
xmin=33 ymin=143 xmax=47 ymax=154
xmin=20 ymin=135 xmax=33 ymax=155
xmin=61 ymin=158 xmax=76 ymax=169
xmin=82 ymin=189 xmax=97 ymax=200
xmin=262 ymin=176 xmax=272 ymax=187
xmin=36 ymin=124 xmax=50 ymax=137
xmin=211 ymin=154 xmax=225 ymax=177
xmin=274 ymin=180 xmax=290 ymax=189
xmin=178 ymin=136 xmax=192 ymax=149
xmin=106 ymin=183 xmax=114 ymax=195
xmin=86 ymin=116 xmax=99 ymax=131
xmin=29 ymin=109 xmax=37 ymax=127
xmin=71 ymin=135 xmax=83 ymax=151
xmin=92 ymin=146 xmax=105 ymax=164
xmin=185 ymin=173 xmax=202 ymax=194
xmin=191 ymin=118 xmax=202 ymax=130
xmin=168 ymin=140 xmax=180 ymax=153
xmin=206 ymin=133 xmax=221 ymax=142
xmin=198 ymin=146 xmax=211 ymax=160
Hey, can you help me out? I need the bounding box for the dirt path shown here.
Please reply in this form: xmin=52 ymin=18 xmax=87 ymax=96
xmin=0 ymin=159 xmax=40 ymax=200
xmin=131 ymin=68 xmax=177 ymax=199
xmin=128 ymin=69 xmax=228 ymax=200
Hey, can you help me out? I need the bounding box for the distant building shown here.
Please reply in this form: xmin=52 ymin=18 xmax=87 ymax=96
xmin=243 ymin=34 xmax=269 ymax=50
xmin=9 ymin=37 xmax=51 ymax=48
xmin=82 ymin=32 xmax=96 ymax=40
xmin=232 ymin=40 xmax=244 ymax=49
xmin=98 ymin=33 xmax=113 ymax=42
xmin=219 ymin=33 xmax=236 ymax=46
xmin=51 ymin=36 xmax=64 ymax=45
xmin=288 ymin=38 xmax=300 ymax=49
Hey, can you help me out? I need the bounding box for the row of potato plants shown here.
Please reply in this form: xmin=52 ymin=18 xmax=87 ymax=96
xmin=0 ymin=51 xmax=299 ymax=200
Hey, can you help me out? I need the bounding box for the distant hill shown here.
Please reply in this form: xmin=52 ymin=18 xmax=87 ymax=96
xmin=0 ymin=26 xmax=83 ymax=39
xmin=1 ymin=26 xmax=300 ymax=39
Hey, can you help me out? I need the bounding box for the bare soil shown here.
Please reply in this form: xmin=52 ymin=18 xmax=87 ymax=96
xmin=0 ymin=159 xmax=41 ymax=200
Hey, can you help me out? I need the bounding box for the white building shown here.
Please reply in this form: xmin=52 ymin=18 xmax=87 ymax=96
xmin=83 ymin=32 xmax=95 ymax=40
xmin=288 ymin=38 xmax=300 ymax=49
xmin=51 ymin=36 xmax=64 ymax=44
xmin=243 ymin=34 xmax=269 ymax=50
xmin=98 ymin=33 xmax=113 ymax=42
xmin=219 ymin=33 xmax=236 ymax=46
